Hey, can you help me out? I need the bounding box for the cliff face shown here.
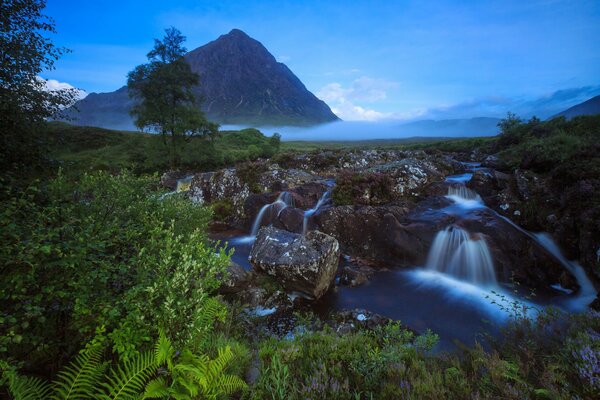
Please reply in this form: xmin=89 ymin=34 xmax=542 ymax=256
xmin=65 ymin=29 xmax=339 ymax=129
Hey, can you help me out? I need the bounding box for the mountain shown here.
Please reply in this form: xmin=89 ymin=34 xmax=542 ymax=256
xmin=552 ymin=95 xmax=600 ymax=119
xmin=64 ymin=29 xmax=339 ymax=129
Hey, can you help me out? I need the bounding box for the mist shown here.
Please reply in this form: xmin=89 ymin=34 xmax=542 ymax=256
xmin=222 ymin=117 xmax=501 ymax=141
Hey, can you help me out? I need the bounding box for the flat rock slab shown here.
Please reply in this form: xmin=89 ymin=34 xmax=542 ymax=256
xmin=249 ymin=226 xmax=340 ymax=299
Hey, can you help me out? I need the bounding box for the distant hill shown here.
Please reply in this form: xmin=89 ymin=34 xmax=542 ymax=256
xmin=552 ymin=95 xmax=600 ymax=119
xmin=64 ymin=29 xmax=339 ymax=129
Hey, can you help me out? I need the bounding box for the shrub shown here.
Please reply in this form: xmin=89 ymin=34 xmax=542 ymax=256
xmin=0 ymin=171 xmax=228 ymax=371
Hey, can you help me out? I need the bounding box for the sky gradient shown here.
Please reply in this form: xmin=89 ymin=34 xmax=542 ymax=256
xmin=44 ymin=0 xmax=600 ymax=121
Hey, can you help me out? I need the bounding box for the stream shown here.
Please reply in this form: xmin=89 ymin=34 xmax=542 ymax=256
xmin=209 ymin=163 xmax=597 ymax=350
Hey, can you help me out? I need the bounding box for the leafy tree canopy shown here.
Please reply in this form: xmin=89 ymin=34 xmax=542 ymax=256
xmin=127 ymin=27 xmax=218 ymax=167
xmin=0 ymin=0 xmax=78 ymax=173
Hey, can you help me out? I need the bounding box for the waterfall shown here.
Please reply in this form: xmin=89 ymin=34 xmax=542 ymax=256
xmin=426 ymin=226 xmax=497 ymax=286
xmin=302 ymin=189 xmax=332 ymax=234
xmin=447 ymin=184 xmax=482 ymax=202
xmin=533 ymin=233 xmax=597 ymax=310
xmin=175 ymin=175 xmax=193 ymax=192
xmin=250 ymin=191 xmax=294 ymax=236
xmin=159 ymin=175 xmax=194 ymax=200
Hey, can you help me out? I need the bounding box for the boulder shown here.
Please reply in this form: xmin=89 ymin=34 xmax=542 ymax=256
xmin=258 ymin=166 xmax=319 ymax=192
xmin=218 ymin=262 xmax=253 ymax=294
xmin=160 ymin=170 xmax=190 ymax=190
xmin=189 ymin=169 xmax=250 ymax=219
xmin=249 ymin=226 xmax=340 ymax=299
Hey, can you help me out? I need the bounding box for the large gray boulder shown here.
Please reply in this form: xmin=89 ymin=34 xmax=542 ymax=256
xmin=249 ymin=226 xmax=340 ymax=299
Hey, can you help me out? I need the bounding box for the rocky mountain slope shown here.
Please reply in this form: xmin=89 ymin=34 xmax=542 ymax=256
xmin=553 ymin=94 xmax=600 ymax=119
xmin=64 ymin=29 xmax=339 ymax=129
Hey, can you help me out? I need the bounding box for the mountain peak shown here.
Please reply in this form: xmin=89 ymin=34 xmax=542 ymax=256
xmin=63 ymin=30 xmax=339 ymax=128
xmin=226 ymin=28 xmax=249 ymax=38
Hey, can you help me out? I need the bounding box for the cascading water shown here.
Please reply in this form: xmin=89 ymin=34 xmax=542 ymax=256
xmin=175 ymin=175 xmax=193 ymax=192
xmin=302 ymin=189 xmax=332 ymax=234
xmin=159 ymin=175 xmax=194 ymax=200
xmin=250 ymin=191 xmax=294 ymax=236
xmin=426 ymin=226 xmax=497 ymax=286
xmin=533 ymin=233 xmax=597 ymax=310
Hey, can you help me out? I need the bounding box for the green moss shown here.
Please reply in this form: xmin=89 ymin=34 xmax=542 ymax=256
xmin=211 ymin=199 xmax=234 ymax=222
xmin=236 ymin=161 xmax=268 ymax=193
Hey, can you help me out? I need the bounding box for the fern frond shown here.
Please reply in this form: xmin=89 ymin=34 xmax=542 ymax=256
xmin=52 ymin=343 xmax=105 ymax=400
xmin=99 ymin=351 xmax=157 ymax=400
xmin=196 ymin=297 xmax=226 ymax=331
xmin=7 ymin=374 xmax=52 ymax=400
xmin=154 ymin=330 xmax=175 ymax=371
xmin=142 ymin=377 xmax=170 ymax=399
xmin=214 ymin=374 xmax=247 ymax=395
xmin=209 ymin=346 xmax=234 ymax=376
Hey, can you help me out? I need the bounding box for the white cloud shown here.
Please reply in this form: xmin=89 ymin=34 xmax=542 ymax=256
xmin=40 ymin=77 xmax=88 ymax=100
xmin=317 ymin=76 xmax=398 ymax=121
xmin=277 ymin=55 xmax=291 ymax=63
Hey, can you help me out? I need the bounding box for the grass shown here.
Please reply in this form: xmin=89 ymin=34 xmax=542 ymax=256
xmin=42 ymin=122 xmax=279 ymax=175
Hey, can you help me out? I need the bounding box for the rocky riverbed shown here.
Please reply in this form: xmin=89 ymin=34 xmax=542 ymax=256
xmin=161 ymin=147 xmax=599 ymax=347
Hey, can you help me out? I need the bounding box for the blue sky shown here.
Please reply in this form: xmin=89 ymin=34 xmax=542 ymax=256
xmin=44 ymin=0 xmax=600 ymax=121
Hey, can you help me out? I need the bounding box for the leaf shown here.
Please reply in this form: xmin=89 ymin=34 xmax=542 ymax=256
xmin=52 ymin=343 xmax=105 ymax=400
xmin=7 ymin=374 xmax=52 ymax=400
xmin=99 ymin=351 xmax=157 ymax=400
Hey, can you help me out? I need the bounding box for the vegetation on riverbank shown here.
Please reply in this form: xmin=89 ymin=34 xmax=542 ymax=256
xmin=42 ymin=122 xmax=280 ymax=175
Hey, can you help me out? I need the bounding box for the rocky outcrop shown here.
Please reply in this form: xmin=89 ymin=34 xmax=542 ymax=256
xmin=189 ymin=169 xmax=251 ymax=219
xmin=249 ymin=226 xmax=340 ymax=299
xmin=160 ymin=170 xmax=190 ymax=191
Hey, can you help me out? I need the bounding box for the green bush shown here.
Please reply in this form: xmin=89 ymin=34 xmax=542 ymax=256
xmin=0 ymin=171 xmax=228 ymax=370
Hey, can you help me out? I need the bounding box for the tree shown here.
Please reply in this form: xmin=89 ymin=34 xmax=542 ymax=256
xmin=127 ymin=27 xmax=218 ymax=167
xmin=0 ymin=0 xmax=78 ymax=173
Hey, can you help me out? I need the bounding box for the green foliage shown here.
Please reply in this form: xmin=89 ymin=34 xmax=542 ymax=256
xmin=211 ymin=199 xmax=234 ymax=222
xmin=0 ymin=0 xmax=78 ymax=175
xmin=495 ymin=114 xmax=600 ymax=172
xmin=53 ymin=343 xmax=106 ymax=399
xmin=127 ymin=27 xmax=218 ymax=167
xmin=235 ymin=161 xmax=269 ymax=193
xmin=42 ymin=122 xmax=279 ymax=175
xmin=4 ymin=331 xmax=247 ymax=400
xmin=0 ymin=170 xmax=225 ymax=369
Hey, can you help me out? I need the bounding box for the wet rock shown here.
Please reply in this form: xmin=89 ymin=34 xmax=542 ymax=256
xmin=249 ymin=226 xmax=340 ymax=299
xmin=340 ymin=265 xmax=375 ymax=286
xmin=315 ymin=201 xmax=448 ymax=266
xmin=273 ymin=207 xmax=305 ymax=234
xmin=218 ymin=262 xmax=253 ymax=294
xmin=287 ymin=181 xmax=330 ymax=209
xmin=331 ymin=309 xmax=392 ymax=330
xmin=457 ymin=209 xmax=579 ymax=290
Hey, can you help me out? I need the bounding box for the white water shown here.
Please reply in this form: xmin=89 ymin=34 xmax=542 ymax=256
xmin=439 ymin=172 xmax=597 ymax=310
xmin=159 ymin=174 xmax=194 ymax=200
xmin=426 ymin=226 xmax=497 ymax=286
xmin=250 ymin=191 xmax=294 ymax=236
xmin=302 ymin=189 xmax=332 ymax=234
xmin=446 ymin=184 xmax=484 ymax=210
xmin=534 ymin=233 xmax=597 ymax=310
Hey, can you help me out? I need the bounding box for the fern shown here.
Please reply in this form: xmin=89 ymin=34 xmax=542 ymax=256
xmin=142 ymin=377 xmax=171 ymax=399
xmin=52 ymin=343 xmax=105 ymax=400
xmin=7 ymin=374 xmax=52 ymax=400
xmin=154 ymin=330 xmax=175 ymax=371
xmin=99 ymin=351 xmax=157 ymax=400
